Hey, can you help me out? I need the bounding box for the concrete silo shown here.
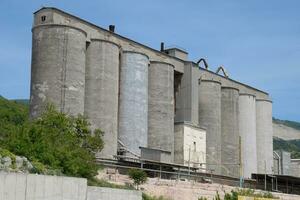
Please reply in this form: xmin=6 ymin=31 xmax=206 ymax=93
xmin=239 ymin=93 xmax=257 ymax=178
xmin=30 ymin=24 xmax=86 ymax=118
xmin=84 ymin=39 xmax=120 ymax=159
xmin=118 ymin=51 xmax=149 ymax=157
xmin=256 ymin=99 xmax=273 ymax=174
xmin=198 ymin=79 xmax=222 ymax=174
xmin=148 ymin=61 xmax=174 ymax=160
xmin=221 ymin=87 xmax=240 ymax=177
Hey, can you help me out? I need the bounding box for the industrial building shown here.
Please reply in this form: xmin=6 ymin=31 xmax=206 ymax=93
xmin=29 ymin=7 xmax=274 ymax=179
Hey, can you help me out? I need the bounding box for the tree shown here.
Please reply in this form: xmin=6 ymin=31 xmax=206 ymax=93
xmin=128 ymin=169 xmax=147 ymax=189
xmin=0 ymin=104 xmax=104 ymax=178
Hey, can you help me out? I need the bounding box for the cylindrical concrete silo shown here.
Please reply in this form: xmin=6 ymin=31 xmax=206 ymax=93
xmin=30 ymin=24 xmax=86 ymax=118
xmin=148 ymin=61 xmax=174 ymax=161
xmin=118 ymin=51 xmax=149 ymax=157
xmin=198 ymin=79 xmax=222 ymax=174
xmin=256 ymin=99 xmax=273 ymax=174
xmin=239 ymin=93 xmax=257 ymax=178
xmin=221 ymin=87 xmax=239 ymax=177
xmin=84 ymin=39 xmax=120 ymax=159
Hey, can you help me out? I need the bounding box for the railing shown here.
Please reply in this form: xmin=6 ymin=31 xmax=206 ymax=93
xmin=96 ymin=157 xmax=255 ymax=187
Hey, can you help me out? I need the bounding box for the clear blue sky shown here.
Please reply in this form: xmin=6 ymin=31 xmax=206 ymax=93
xmin=0 ymin=0 xmax=299 ymax=121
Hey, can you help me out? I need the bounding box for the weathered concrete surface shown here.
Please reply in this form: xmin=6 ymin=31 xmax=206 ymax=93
xmin=34 ymin=7 xmax=272 ymax=99
xmin=279 ymin=150 xmax=291 ymax=175
xmin=84 ymin=39 xmax=120 ymax=159
xmin=273 ymin=122 xmax=300 ymax=140
xmin=290 ymin=159 xmax=300 ymax=177
xmin=239 ymin=94 xmax=257 ymax=178
xmin=256 ymin=100 xmax=273 ymax=174
xmin=0 ymin=172 xmax=87 ymax=200
xmin=221 ymin=87 xmax=240 ymax=177
xmin=148 ymin=61 xmax=174 ymax=160
xmin=31 ymin=8 xmax=275 ymax=180
xmin=87 ymin=186 xmax=142 ymax=200
xmin=175 ymin=62 xmax=199 ymax=125
xmin=33 ymin=8 xmax=184 ymax=73
xmin=118 ymin=51 xmax=149 ymax=156
xmin=174 ymin=123 xmax=206 ymax=168
xmin=30 ymin=25 xmax=86 ymax=118
xmin=198 ymin=80 xmax=222 ymax=175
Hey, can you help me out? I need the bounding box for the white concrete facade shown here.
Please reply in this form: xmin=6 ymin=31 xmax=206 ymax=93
xmin=174 ymin=123 xmax=206 ymax=169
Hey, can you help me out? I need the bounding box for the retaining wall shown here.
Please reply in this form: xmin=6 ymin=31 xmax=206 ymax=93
xmin=87 ymin=186 xmax=142 ymax=200
xmin=0 ymin=172 xmax=87 ymax=200
xmin=0 ymin=172 xmax=142 ymax=200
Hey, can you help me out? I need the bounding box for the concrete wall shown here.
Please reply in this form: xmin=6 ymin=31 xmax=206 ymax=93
xmin=0 ymin=172 xmax=87 ymax=200
xmin=256 ymin=100 xmax=273 ymax=174
xmin=0 ymin=172 xmax=142 ymax=200
xmin=31 ymin=8 xmax=274 ymax=178
xmin=84 ymin=39 xmax=120 ymax=159
xmin=34 ymin=8 xmax=271 ymax=117
xmin=221 ymin=87 xmax=240 ymax=177
xmin=290 ymin=159 xmax=300 ymax=177
xmin=34 ymin=8 xmax=185 ymax=73
xmin=140 ymin=147 xmax=172 ymax=163
xmin=118 ymin=51 xmax=149 ymax=156
xmin=87 ymin=186 xmax=142 ymax=200
xmin=30 ymin=24 xmax=86 ymax=118
xmin=148 ymin=61 xmax=174 ymax=160
xmin=174 ymin=123 xmax=206 ymax=168
xmin=34 ymin=8 xmax=271 ymax=99
xmin=280 ymin=151 xmax=291 ymax=175
xmin=183 ymin=124 xmax=206 ymax=168
xmin=174 ymin=62 xmax=199 ymax=125
xmin=239 ymin=94 xmax=257 ymax=178
xmin=198 ymin=80 xmax=222 ymax=174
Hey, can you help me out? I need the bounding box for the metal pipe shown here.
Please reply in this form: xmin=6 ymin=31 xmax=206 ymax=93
xmin=216 ymin=66 xmax=229 ymax=78
xmin=196 ymin=58 xmax=209 ymax=69
xmin=160 ymin=42 xmax=164 ymax=52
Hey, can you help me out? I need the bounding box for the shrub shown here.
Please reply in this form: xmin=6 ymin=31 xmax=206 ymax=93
xmin=128 ymin=169 xmax=147 ymax=189
xmin=30 ymin=160 xmax=47 ymax=174
xmin=88 ymin=177 xmax=135 ymax=190
xmin=142 ymin=193 xmax=170 ymax=200
xmin=0 ymin=105 xmax=104 ymax=178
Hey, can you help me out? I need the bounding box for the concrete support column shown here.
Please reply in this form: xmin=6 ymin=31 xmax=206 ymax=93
xmin=148 ymin=61 xmax=174 ymax=161
xmin=30 ymin=25 xmax=87 ymax=118
xmin=84 ymin=39 xmax=120 ymax=159
xmin=256 ymin=99 xmax=273 ymax=174
xmin=198 ymin=79 xmax=222 ymax=175
xmin=239 ymin=94 xmax=257 ymax=178
xmin=221 ymin=87 xmax=240 ymax=177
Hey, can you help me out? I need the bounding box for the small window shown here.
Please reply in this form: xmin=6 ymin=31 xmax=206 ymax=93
xmin=41 ymin=16 xmax=46 ymax=22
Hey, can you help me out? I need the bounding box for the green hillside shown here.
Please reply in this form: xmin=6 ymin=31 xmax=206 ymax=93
xmin=273 ymin=137 xmax=300 ymax=158
xmin=0 ymin=96 xmax=29 ymax=127
xmin=273 ymin=117 xmax=300 ymax=131
xmin=11 ymin=99 xmax=29 ymax=106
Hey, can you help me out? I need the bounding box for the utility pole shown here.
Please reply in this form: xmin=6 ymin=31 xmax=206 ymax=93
xmin=188 ymin=146 xmax=191 ymax=176
xmin=265 ymin=161 xmax=267 ymax=191
xmin=239 ymin=136 xmax=243 ymax=188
